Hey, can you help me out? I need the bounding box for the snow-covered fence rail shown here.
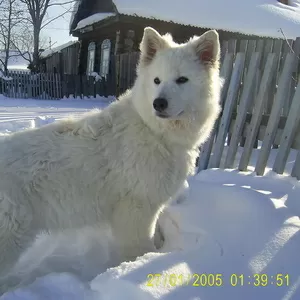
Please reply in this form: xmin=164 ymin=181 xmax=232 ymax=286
xmin=198 ymin=37 xmax=300 ymax=180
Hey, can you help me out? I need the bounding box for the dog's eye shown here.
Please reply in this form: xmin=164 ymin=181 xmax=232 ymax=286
xmin=154 ymin=77 xmax=161 ymax=85
xmin=176 ymin=77 xmax=189 ymax=84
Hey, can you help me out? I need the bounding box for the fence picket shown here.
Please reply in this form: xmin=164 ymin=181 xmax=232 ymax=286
xmin=208 ymin=53 xmax=245 ymax=168
xmin=198 ymin=53 xmax=234 ymax=171
xmin=224 ymin=52 xmax=261 ymax=168
xmin=255 ymin=53 xmax=296 ymax=175
xmin=291 ymin=151 xmax=300 ymax=179
xmin=238 ymin=53 xmax=278 ymax=171
xmin=272 ymin=80 xmax=300 ymax=174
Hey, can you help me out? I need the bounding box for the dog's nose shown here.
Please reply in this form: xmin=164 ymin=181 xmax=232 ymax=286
xmin=153 ymin=98 xmax=168 ymax=112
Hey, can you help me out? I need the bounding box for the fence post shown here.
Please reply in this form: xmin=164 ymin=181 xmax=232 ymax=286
xmin=238 ymin=53 xmax=278 ymax=171
xmin=255 ymin=53 xmax=296 ymax=175
xmin=209 ymin=53 xmax=245 ymax=169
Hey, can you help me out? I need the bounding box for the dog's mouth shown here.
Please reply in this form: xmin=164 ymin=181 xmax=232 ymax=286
xmin=155 ymin=110 xmax=184 ymax=119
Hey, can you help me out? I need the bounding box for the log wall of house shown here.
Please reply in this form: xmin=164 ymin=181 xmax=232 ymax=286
xmin=76 ymin=15 xmax=276 ymax=75
xmin=42 ymin=42 xmax=80 ymax=75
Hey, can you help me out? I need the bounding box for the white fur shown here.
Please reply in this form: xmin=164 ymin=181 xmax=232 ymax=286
xmin=0 ymin=226 xmax=120 ymax=292
xmin=0 ymin=27 xmax=221 ymax=285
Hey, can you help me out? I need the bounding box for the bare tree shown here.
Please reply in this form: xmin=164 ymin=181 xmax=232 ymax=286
xmin=19 ymin=0 xmax=75 ymax=72
xmin=0 ymin=0 xmax=26 ymax=73
xmin=11 ymin=25 xmax=51 ymax=69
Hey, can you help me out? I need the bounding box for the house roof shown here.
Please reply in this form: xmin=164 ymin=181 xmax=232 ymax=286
xmin=70 ymin=0 xmax=300 ymax=39
xmin=40 ymin=41 xmax=78 ymax=59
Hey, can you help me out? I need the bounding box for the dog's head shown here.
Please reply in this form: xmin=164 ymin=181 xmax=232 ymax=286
xmin=133 ymin=27 xmax=222 ymax=146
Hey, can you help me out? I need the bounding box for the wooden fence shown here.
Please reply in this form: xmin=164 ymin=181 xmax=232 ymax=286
xmin=115 ymin=37 xmax=300 ymax=109
xmin=0 ymin=70 xmax=116 ymax=99
xmin=197 ymin=37 xmax=300 ymax=180
xmin=115 ymin=52 xmax=140 ymax=95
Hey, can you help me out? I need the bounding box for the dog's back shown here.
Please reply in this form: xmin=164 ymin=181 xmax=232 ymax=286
xmin=0 ymin=27 xmax=221 ymax=284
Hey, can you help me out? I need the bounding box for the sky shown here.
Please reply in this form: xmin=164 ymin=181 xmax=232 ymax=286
xmin=41 ymin=2 xmax=77 ymax=49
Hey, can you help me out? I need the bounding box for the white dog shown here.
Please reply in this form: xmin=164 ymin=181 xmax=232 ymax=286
xmin=0 ymin=27 xmax=221 ymax=278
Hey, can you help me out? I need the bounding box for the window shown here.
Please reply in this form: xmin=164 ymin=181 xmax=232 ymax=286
xmin=86 ymin=42 xmax=96 ymax=75
xmin=100 ymin=39 xmax=111 ymax=78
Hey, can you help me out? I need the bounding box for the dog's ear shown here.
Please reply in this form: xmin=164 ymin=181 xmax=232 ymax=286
xmin=140 ymin=27 xmax=168 ymax=65
xmin=191 ymin=30 xmax=220 ymax=67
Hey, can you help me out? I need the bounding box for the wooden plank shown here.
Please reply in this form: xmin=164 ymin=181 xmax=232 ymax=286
xmin=291 ymin=151 xmax=300 ymax=179
xmin=224 ymin=52 xmax=261 ymax=168
xmin=18 ymin=71 xmax=22 ymax=98
xmin=45 ymin=73 xmax=48 ymax=99
xmin=37 ymin=74 xmax=41 ymax=99
xmin=221 ymin=40 xmax=229 ymax=62
xmin=54 ymin=73 xmax=58 ymax=99
xmin=228 ymin=39 xmax=237 ymax=54
xmin=197 ymin=53 xmax=234 ymax=172
xmin=272 ymin=80 xmax=300 ymax=174
xmin=208 ymin=53 xmax=245 ymax=168
xmin=15 ymin=71 xmax=19 ymax=98
xmin=53 ymin=73 xmax=57 ymax=99
xmin=255 ymin=53 xmax=296 ymax=175
xmin=44 ymin=73 xmax=48 ymax=99
xmin=11 ymin=71 xmax=15 ymax=98
xmin=261 ymin=39 xmax=274 ymax=112
xmin=50 ymin=73 xmax=54 ymax=99
xmin=253 ymin=39 xmax=265 ymax=97
xmin=229 ymin=116 xmax=300 ymax=151
xmin=245 ymin=40 xmax=256 ymax=68
xmin=239 ymin=40 xmax=248 ymax=53
xmin=239 ymin=53 xmax=278 ymax=171
xmin=1 ymin=72 xmax=4 ymax=96
xmin=255 ymin=39 xmax=265 ymax=53
xmin=56 ymin=73 xmax=60 ymax=99
xmin=265 ymin=39 xmax=283 ymax=114
xmin=28 ymin=72 xmax=32 ymax=98
xmin=22 ymin=71 xmax=25 ymax=98
xmin=282 ymin=39 xmax=294 ymax=116
xmin=262 ymin=40 xmax=274 ymax=67
xmin=41 ymin=73 xmax=45 ymax=99
xmin=20 ymin=71 xmax=23 ymax=98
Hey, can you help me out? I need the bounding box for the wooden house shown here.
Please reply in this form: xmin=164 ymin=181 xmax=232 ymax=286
xmin=69 ymin=0 xmax=265 ymax=76
xmin=40 ymin=41 xmax=80 ymax=75
xmin=69 ymin=0 xmax=300 ymax=77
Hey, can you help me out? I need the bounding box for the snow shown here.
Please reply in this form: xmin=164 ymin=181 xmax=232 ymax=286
xmin=0 ymin=70 xmax=12 ymax=81
xmin=0 ymin=51 xmax=30 ymax=71
xmin=73 ymin=0 xmax=300 ymax=39
xmin=0 ymin=97 xmax=300 ymax=299
xmin=69 ymin=0 xmax=81 ymax=31
xmin=90 ymin=72 xmax=102 ymax=82
xmin=0 ymin=95 xmax=113 ymax=135
xmin=40 ymin=41 xmax=78 ymax=59
xmin=74 ymin=13 xmax=116 ymax=30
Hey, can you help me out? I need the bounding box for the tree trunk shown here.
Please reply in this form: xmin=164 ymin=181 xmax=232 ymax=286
xmin=32 ymin=26 xmax=40 ymax=72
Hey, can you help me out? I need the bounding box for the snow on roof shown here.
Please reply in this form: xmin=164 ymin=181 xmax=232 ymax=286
xmin=114 ymin=0 xmax=300 ymax=39
xmin=74 ymin=12 xmax=116 ymax=30
xmin=40 ymin=41 xmax=78 ymax=59
xmin=69 ymin=0 xmax=81 ymax=31
xmin=73 ymin=0 xmax=300 ymax=39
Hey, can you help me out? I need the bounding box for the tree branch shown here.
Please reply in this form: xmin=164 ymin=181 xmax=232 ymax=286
xmin=41 ymin=7 xmax=71 ymax=29
xmin=48 ymin=0 xmax=76 ymax=7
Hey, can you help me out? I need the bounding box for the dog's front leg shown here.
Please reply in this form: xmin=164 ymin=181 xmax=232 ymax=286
xmin=111 ymin=198 xmax=158 ymax=262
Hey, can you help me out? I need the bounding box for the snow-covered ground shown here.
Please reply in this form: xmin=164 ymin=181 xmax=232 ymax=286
xmin=0 ymin=95 xmax=113 ymax=135
xmin=0 ymin=96 xmax=299 ymax=300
